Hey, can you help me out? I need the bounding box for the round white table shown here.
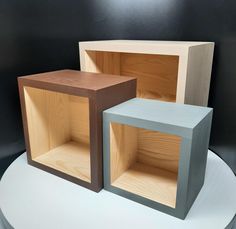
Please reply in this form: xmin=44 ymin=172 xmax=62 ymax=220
xmin=0 ymin=151 xmax=236 ymax=229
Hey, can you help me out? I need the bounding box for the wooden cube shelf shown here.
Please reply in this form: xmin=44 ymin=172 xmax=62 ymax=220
xmin=103 ymin=98 xmax=213 ymax=219
xmin=79 ymin=40 xmax=214 ymax=105
xmin=18 ymin=70 xmax=136 ymax=192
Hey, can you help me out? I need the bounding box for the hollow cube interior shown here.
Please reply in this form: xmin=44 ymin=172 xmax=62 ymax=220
xmin=79 ymin=40 xmax=214 ymax=106
xmin=103 ymin=98 xmax=213 ymax=219
xmin=24 ymin=87 xmax=91 ymax=182
xmin=18 ymin=70 xmax=136 ymax=192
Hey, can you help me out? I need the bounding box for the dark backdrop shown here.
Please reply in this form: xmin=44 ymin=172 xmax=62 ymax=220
xmin=0 ymin=0 xmax=236 ymax=173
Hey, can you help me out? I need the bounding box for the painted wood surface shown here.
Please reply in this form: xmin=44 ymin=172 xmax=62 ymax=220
xmin=103 ymin=98 xmax=213 ymax=218
xmin=18 ymin=70 xmax=137 ymax=192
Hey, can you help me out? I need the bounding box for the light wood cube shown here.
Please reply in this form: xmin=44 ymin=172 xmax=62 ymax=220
xmin=79 ymin=40 xmax=214 ymax=106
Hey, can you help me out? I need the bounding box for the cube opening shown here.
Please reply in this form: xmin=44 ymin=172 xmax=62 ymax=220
xmin=24 ymin=87 xmax=91 ymax=182
xmin=110 ymin=122 xmax=181 ymax=208
xmin=85 ymin=51 xmax=179 ymax=102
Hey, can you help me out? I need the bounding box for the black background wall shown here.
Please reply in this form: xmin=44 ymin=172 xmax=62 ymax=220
xmin=0 ymin=0 xmax=236 ymax=174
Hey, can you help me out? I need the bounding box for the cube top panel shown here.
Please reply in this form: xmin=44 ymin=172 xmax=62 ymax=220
xmin=80 ymin=40 xmax=214 ymax=58
xmin=18 ymin=70 xmax=136 ymax=92
xmin=104 ymin=98 xmax=212 ymax=129
xmin=80 ymin=40 xmax=214 ymax=48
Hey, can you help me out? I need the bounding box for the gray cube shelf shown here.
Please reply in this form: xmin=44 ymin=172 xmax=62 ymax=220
xmin=103 ymin=98 xmax=213 ymax=219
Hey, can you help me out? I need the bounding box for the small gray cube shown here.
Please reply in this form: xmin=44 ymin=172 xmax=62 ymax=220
xmin=103 ymin=98 xmax=213 ymax=219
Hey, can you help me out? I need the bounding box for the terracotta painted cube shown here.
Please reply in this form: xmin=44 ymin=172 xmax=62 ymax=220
xmin=18 ymin=70 xmax=136 ymax=192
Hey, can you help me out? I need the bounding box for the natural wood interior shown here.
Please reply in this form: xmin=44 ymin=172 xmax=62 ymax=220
xmin=110 ymin=122 xmax=182 ymax=208
xmin=85 ymin=51 xmax=179 ymax=101
xmin=24 ymin=87 xmax=91 ymax=182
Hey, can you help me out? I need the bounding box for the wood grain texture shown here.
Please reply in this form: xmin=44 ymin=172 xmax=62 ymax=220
xmin=110 ymin=123 xmax=137 ymax=182
xmin=112 ymin=162 xmax=178 ymax=208
xmin=24 ymin=87 xmax=71 ymax=159
xmin=24 ymin=87 xmax=50 ymax=158
xmin=96 ymin=51 xmax=121 ymax=75
xmin=84 ymin=51 xmax=99 ymax=73
xmin=19 ymin=69 xmax=135 ymax=94
xmin=109 ymin=123 xmax=180 ymax=207
xmin=69 ymin=95 xmax=90 ymax=144
xmin=79 ymin=40 xmax=212 ymax=56
xmin=138 ymin=129 xmax=181 ymax=173
xmin=24 ymin=87 xmax=91 ymax=182
xmin=84 ymin=51 xmax=121 ymax=75
xmin=184 ymin=44 xmax=215 ymax=106
xmin=80 ymin=40 xmax=214 ymax=106
xmin=34 ymin=141 xmax=91 ymax=182
xmin=82 ymin=50 xmax=178 ymax=101
xmin=120 ymin=53 xmax=178 ymax=101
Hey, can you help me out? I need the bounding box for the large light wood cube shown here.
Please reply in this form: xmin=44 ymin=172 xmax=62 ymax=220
xmin=79 ymin=40 xmax=214 ymax=106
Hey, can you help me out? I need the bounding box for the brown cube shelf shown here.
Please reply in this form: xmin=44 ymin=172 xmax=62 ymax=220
xmin=18 ymin=70 xmax=136 ymax=192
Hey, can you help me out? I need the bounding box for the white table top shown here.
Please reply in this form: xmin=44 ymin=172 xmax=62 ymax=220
xmin=0 ymin=151 xmax=236 ymax=229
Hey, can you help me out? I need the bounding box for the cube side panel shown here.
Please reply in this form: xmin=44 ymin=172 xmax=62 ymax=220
xmin=79 ymin=44 xmax=87 ymax=71
xmin=103 ymin=112 xmax=112 ymax=190
xmin=96 ymin=80 xmax=136 ymax=190
xmin=88 ymin=99 xmax=103 ymax=192
xmin=175 ymin=50 xmax=189 ymax=104
xmin=185 ymin=111 xmax=213 ymax=214
xmin=184 ymin=44 xmax=214 ymax=106
xmin=97 ymin=79 xmax=137 ymax=111
xmin=174 ymin=137 xmax=193 ymax=219
xmin=17 ymin=79 xmax=32 ymax=162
